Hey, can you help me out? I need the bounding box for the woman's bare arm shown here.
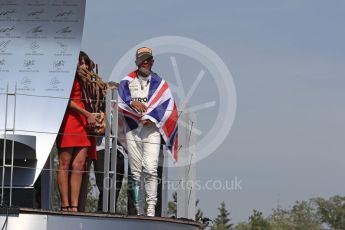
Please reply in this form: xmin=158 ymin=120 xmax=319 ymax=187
xmin=69 ymin=101 xmax=96 ymax=128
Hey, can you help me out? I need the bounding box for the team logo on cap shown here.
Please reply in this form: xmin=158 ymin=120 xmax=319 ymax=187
xmin=136 ymin=47 xmax=152 ymax=56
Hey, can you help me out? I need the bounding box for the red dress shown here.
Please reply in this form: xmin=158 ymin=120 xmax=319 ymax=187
xmin=57 ymin=79 xmax=96 ymax=159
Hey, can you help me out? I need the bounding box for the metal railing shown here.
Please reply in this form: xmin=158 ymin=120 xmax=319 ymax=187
xmin=1 ymin=84 xmax=17 ymax=207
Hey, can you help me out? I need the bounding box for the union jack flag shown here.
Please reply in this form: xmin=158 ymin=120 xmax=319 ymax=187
xmin=118 ymin=70 xmax=179 ymax=162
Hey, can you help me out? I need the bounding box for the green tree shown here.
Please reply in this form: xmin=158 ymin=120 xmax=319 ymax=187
xmin=52 ymin=145 xmax=61 ymax=210
xmin=313 ymin=195 xmax=345 ymax=230
xmin=167 ymin=191 xmax=177 ymax=217
xmin=195 ymin=199 xmax=204 ymax=222
xmin=84 ymin=174 xmax=98 ymax=212
xmin=270 ymin=201 xmax=323 ymax=230
xmin=233 ymin=222 xmax=250 ymax=230
xmin=115 ymin=178 xmax=128 ymax=214
xmin=212 ymin=202 xmax=233 ymax=230
xmin=290 ymin=201 xmax=323 ymax=230
xmin=270 ymin=208 xmax=294 ymax=230
xmin=248 ymin=209 xmax=271 ymax=230
xmin=167 ymin=192 xmax=209 ymax=229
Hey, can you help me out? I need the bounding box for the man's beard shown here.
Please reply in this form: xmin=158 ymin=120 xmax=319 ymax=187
xmin=139 ymin=67 xmax=151 ymax=76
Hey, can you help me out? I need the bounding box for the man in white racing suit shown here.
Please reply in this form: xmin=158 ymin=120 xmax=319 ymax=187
xmin=125 ymin=47 xmax=161 ymax=217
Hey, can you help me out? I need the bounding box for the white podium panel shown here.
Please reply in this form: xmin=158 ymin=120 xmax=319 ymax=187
xmin=0 ymin=0 xmax=86 ymax=185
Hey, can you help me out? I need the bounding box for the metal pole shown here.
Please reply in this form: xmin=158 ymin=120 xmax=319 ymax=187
xmin=102 ymin=88 xmax=112 ymax=212
xmin=187 ymin=113 xmax=196 ymax=220
xmin=9 ymin=84 xmax=17 ymax=207
xmin=177 ymin=113 xmax=188 ymax=218
xmin=109 ymin=90 xmax=118 ymax=213
xmin=177 ymin=112 xmax=197 ymax=220
xmin=1 ymin=84 xmax=9 ymax=205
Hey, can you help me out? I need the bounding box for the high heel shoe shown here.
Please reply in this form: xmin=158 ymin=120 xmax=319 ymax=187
xmin=60 ymin=206 xmax=69 ymax=212
xmin=69 ymin=206 xmax=78 ymax=212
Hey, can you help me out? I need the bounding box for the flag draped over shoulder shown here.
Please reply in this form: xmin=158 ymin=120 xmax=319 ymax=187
xmin=118 ymin=70 xmax=179 ymax=162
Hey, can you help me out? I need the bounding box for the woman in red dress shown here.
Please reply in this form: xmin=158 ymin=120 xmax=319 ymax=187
xmin=57 ymin=51 xmax=97 ymax=212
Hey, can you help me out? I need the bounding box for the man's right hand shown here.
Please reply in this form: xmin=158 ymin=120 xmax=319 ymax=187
xmin=131 ymin=101 xmax=147 ymax=113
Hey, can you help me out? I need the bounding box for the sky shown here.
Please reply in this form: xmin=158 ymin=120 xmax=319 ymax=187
xmin=81 ymin=0 xmax=345 ymax=223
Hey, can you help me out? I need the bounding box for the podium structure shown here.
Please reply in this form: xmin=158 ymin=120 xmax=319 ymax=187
xmin=0 ymin=83 xmax=201 ymax=230
xmin=0 ymin=1 xmax=201 ymax=229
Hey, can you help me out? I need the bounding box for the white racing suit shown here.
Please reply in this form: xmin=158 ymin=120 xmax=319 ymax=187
xmin=126 ymin=75 xmax=160 ymax=216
